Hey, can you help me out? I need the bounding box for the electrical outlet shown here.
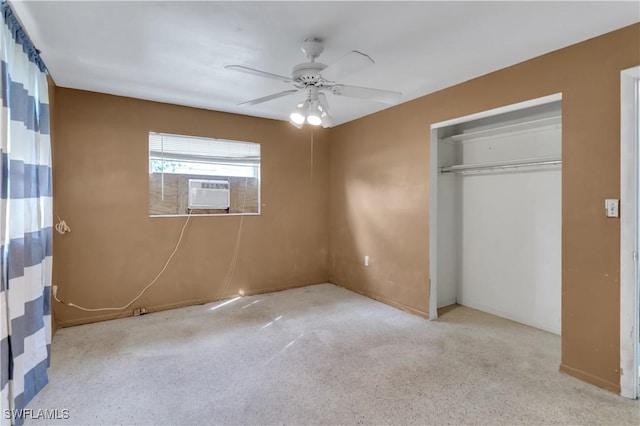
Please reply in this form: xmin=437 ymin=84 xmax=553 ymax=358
xmin=605 ymin=199 xmax=619 ymax=218
xmin=133 ymin=307 xmax=148 ymax=316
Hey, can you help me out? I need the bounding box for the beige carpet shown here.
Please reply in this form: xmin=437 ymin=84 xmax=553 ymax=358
xmin=25 ymin=284 xmax=639 ymax=425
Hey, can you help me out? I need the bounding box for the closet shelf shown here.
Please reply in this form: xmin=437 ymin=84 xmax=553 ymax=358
xmin=440 ymin=156 xmax=562 ymax=174
xmin=442 ymin=115 xmax=561 ymax=143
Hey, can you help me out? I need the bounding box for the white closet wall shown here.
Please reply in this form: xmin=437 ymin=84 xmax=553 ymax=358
xmin=436 ymin=142 xmax=460 ymax=308
xmin=436 ymin=102 xmax=562 ymax=335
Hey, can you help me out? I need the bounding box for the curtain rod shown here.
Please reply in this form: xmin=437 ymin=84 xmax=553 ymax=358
xmin=1 ymin=1 xmax=48 ymax=73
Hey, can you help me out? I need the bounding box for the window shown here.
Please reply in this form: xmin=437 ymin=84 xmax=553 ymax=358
xmin=149 ymin=132 xmax=260 ymax=216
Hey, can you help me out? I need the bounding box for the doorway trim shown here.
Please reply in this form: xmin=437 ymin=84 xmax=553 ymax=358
xmin=620 ymin=66 xmax=639 ymax=399
xmin=428 ymin=93 xmax=563 ymax=320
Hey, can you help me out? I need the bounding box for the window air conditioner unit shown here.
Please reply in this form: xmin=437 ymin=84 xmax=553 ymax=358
xmin=188 ymin=179 xmax=230 ymax=210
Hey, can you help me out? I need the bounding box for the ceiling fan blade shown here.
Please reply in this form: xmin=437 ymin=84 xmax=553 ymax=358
xmin=238 ymin=89 xmax=299 ymax=106
xmin=225 ymin=65 xmax=293 ymax=83
xmin=330 ymin=84 xmax=401 ymax=104
xmin=321 ymin=51 xmax=374 ymax=81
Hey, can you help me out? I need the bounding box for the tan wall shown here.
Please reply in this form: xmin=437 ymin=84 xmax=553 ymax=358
xmin=52 ymin=89 xmax=329 ymax=326
xmin=328 ymin=23 xmax=640 ymax=393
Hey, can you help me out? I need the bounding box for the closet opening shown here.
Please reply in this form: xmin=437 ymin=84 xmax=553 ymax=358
xmin=429 ymin=94 xmax=562 ymax=335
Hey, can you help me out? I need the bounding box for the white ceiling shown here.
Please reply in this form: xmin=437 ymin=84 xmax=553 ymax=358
xmin=10 ymin=1 xmax=640 ymax=127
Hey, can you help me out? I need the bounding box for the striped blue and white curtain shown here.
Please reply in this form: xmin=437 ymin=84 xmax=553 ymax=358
xmin=0 ymin=1 xmax=52 ymax=424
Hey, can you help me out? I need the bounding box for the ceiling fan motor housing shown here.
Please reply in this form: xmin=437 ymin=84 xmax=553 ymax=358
xmin=292 ymin=62 xmax=328 ymax=87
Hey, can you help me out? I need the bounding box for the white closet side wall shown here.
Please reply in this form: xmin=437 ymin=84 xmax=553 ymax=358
xmin=436 ymin=142 xmax=460 ymax=308
xmin=458 ymin=128 xmax=562 ymax=334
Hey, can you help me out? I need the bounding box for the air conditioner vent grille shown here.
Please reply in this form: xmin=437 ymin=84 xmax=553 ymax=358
xmin=202 ymin=182 xmax=229 ymax=190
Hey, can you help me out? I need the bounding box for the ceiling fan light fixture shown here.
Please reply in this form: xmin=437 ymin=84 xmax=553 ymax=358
xmin=289 ymin=115 xmax=304 ymax=129
xmin=290 ymin=111 xmax=306 ymax=125
xmin=289 ymin=101 xmax=309 ymax=127
xmin=320 ymin=110 xmax=333 ymax=128
xmin=306 ymin=115 xmax=322 ymax=126
xmin=306 ymin=101 xmax=322 ymax=126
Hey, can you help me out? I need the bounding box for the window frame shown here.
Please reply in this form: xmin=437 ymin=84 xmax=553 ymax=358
xmin=148 ymin=132 xmax=261 ymax=217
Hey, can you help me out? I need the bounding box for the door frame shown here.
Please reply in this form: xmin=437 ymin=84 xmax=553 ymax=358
xmin=620 ymin=66 xmax=640 ymax=399
xmin=428 ymin=93 xmax=563 ymax=320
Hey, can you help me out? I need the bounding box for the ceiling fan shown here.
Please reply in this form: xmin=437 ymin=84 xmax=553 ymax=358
xmin=225 ymin=38 xmax=402 ymax=128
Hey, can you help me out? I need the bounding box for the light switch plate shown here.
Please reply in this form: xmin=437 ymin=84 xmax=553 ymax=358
xmin=605 ymin=199 xmax=619 ymax=218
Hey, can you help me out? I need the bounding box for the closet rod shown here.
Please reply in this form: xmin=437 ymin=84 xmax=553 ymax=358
xmin=440 ymin=156 xmax=562 ymax=174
